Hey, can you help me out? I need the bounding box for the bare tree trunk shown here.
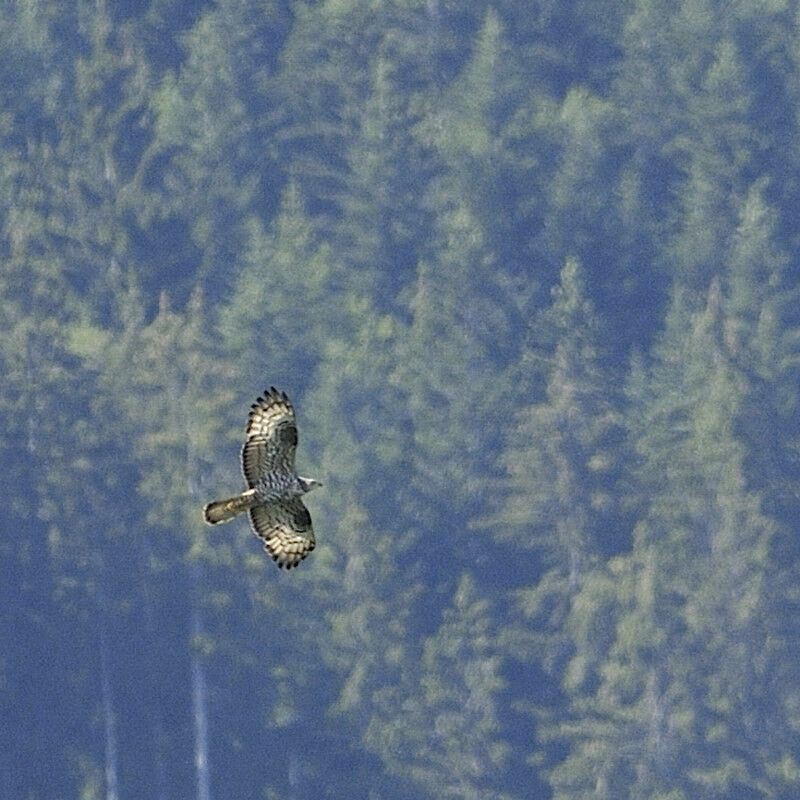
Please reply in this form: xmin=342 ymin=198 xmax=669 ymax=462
xmin=99 ymin=616 xmax=120 ymax=800
xmin=153 ymin=719 xmax=169 ymax=800
xmin=191 ymin=607 xmax=212 ymax=800
xmin=140 ymin=546 xmax=170 ymax=800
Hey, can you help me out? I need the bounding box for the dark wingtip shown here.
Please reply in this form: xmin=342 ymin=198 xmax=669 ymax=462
xmin=264 ymin=386 xmax=290 ymax=403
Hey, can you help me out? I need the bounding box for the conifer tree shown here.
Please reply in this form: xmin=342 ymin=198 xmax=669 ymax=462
xmin=500 ymin=257 xmax=622 ymax=663
xmin=217 ymin=182 xmax=337 ymax=391
xmin=366 ymin=573 xmax=510 ymax=800
xmin=551 ymin=258 xmax=799 ymax=797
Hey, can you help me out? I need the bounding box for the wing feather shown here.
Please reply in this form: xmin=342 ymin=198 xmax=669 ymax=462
xmin=241 ymin=387 xmax=298 ymax=486
xmin=248 ymin=499 xmax=315 ymax=569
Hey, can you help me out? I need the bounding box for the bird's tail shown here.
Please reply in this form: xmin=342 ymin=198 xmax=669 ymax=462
xmin=203 ymin=489 xmax=257 ymax=525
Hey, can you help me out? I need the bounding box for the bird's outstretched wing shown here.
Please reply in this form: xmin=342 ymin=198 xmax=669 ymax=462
xmin=241 ymin=387 xmax=298 ymax=487
xmin=248 ymin=498 xmax=315 ymax=569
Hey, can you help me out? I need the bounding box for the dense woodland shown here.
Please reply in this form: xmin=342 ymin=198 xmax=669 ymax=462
xmin=3 ymin=0 xmax=800 ymax=797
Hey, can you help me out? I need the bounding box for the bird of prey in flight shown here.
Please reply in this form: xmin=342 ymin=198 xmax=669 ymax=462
xmin=203 ymin=387 xmax=321 ymax=569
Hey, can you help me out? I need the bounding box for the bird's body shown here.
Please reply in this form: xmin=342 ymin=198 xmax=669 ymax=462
xmin=255 ymin=473 xmax=308 ymax=504
xmin=203 ymin=387 xmax=321 ymax=569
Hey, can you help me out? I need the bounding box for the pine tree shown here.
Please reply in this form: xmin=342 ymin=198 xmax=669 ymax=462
xmin=217 ymin=182 xmax=338 ymax=392
xmin=550 ymin=254 xmax=799 ymax=796
xmin=499 ymin=256 xmax=622 ymax=663
xmin=366 ymin=573 xmax=510 ymax=800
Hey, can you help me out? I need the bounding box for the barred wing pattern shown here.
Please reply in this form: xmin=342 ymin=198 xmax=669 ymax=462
xmin=203 ymin=386 xmax=319 ymax=570
xmin=242 ymin=387 xmax=298 ymax=487
xmin=249 ymin=499 xmax=315 ymax=569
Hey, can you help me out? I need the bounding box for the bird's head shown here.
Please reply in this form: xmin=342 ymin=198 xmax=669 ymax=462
xmin=299 ymin=476 xmax=322 ymax=494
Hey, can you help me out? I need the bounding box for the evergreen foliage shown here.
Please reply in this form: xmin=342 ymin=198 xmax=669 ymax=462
xmin=3 ymin=1 xmax=800 ymax=797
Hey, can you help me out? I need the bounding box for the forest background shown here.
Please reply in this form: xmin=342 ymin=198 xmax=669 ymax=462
xmin=3 ymin=0 xmax=800 ymax=798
